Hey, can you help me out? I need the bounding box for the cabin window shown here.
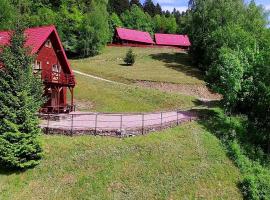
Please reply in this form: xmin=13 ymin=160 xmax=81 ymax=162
xmin=45 ymin=40 xmax=52 ymax=48
xmin=33 ymin=61 xmax=42 ymax=78
xmin=52 ymin=64 xmax=61 ymax=73
xmin=33 ymin=61 xmax=42 ymax=71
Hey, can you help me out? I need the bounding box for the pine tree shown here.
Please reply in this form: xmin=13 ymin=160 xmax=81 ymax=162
xmin=0 ymin=24 xmax=44 ymax=169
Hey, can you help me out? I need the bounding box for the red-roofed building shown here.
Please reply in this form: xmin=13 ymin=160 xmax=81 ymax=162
xmin=114 ymin=27 xmax=154 ymax=46
xmin=155 ymin=33 xmax=191 ymax=48
xmin=0 ymin=25 xmax=76 ymax=113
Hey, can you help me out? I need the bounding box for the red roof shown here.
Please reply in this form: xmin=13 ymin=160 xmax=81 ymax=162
xmin=0 ymin=25 xmax=74 ymax=75
xmin=116 ymin=27 xmax=154 ymax=44
xmin=155 ymin=33 xmax=191 ymax=47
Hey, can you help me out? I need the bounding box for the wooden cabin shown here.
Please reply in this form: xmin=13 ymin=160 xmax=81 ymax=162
xmin=155 ymin=33 xmax=191 ymax=49
xmin=0 ymin=25 xmax=76 ymax=113
xmin=113 ymin=27 xmax=155 ymax=47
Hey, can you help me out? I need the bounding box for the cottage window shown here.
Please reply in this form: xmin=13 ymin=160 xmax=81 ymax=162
xmin=33 ymin=61 xmax=42 ymax=71
xmin=45 ymin=40 xmax=52 ymax=48
xmin=52 ymin=64 xmax=61 ymax=73
xmin=33 ymin=61 xmax=42 ymax=78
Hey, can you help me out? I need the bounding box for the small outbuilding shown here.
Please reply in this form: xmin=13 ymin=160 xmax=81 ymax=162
xmin=155 ymin=33 xmax=191 ymax=48
xmin=0 ymin=25 xmax=76 ymax=113
xmin=114 ymin=27 xmax=155 ymax=46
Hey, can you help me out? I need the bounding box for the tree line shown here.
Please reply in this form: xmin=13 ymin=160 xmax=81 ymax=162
xmin=187 ymin=0 xmax=270 ymax=198
xmin=0 ymin=0 xmax=187 ymax=57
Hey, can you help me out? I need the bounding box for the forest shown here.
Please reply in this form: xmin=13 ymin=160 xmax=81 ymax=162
xmin=0 ymin=0 xmax=187 ymax=57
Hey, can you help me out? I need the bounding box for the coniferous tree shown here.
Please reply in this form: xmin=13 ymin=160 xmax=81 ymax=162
xmin=143 ymin=0 xmax=156 ymax=17
xmin=130 ymin=0 xmax=142 ymax=8
xmin=108 ymin=0 xmax=130 ymax=15
xmin=155 ymin=3 xmax=162 ymax=15
xmin=0 ymin=24 xmax=44 ymax=169
xmin=124 ymin=49 xmax=135 ymax=66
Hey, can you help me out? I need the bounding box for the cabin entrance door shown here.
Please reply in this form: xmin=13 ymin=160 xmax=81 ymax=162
xmin=51 ymin=90 xmax=58 ymax=108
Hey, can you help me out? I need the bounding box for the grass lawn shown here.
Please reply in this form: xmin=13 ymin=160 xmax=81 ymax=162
xmin=71 ymin=46 xmax=204 ymax=85
xmin=73 ymin=74 xmax=197 ymax=112
xmin=0 ymin=122 xmax=242 ymax=200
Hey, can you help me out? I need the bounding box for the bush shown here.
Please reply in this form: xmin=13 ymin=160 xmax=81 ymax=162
xmin=124 ymin=49 xmax=136 ymax=66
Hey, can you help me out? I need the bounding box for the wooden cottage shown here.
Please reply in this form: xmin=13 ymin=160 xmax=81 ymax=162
xmin=113 ymin=27 xmax=155 ymax=46
xmin=0 ymin=25 xmax=76 ymax=113
xmin=155 ymin=33 xmax=191 ymax=49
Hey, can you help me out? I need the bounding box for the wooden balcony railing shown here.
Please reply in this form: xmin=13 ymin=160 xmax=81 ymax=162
xmin=35 ymin=69 xmax=75 ymax=86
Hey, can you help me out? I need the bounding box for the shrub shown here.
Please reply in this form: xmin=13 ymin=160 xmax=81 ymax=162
xmin=124 ymin=49 xmax=136 ymax=66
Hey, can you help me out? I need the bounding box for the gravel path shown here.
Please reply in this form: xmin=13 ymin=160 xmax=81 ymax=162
xmin=41 ymin=111 xmax=196 ymax=132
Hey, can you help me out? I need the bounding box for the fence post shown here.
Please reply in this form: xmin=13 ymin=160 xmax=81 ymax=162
xmin=177 ymin=110 xmax=179 ymax=126
xmin=142 ymin=114 xmax=144 ymax=135
xmin=71 ymin=114 xmax=74 ymax=136
xmin=161 ymin=112 xmax=163 ymax=128
xmin=46 ymin=113 xmax=50 ymax=134
xmin=95 ymin=113 xmax=98 ymax=135
xmin=120 ymin=115 xmax=123 ymax=130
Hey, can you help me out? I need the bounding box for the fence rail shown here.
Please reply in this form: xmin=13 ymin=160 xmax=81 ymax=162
xmin=39 ymin=110 xmax=196 ymax=137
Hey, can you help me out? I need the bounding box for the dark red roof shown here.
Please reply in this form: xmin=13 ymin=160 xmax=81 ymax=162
xmin=116 ymin=27 xmax=154 ymax=44
xmin=155 ymin=33 xmax=191 ymax=47
xmin=0 ymin=25 xmax=74 ymax=75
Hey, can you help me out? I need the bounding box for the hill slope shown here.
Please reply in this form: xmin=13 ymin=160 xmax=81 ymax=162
xmin=74 ymin=74 xmax=197 ymax=112
xmin=71 ymin=46 xmax=204 ymax=85
xmin=0 ymin=122 xmax=242 ymax=200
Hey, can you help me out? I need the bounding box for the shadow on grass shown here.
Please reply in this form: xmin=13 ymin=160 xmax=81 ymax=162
xmin=119 ymin=63 xmax=133 ymax=67
xmin=0 ymin=166 xmax=26 ymax=175
xmin=150 ymin=52 xmax=204 ymax=81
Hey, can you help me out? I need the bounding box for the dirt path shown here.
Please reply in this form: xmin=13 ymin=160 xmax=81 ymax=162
xmin=73 ymin=70 xmax=127 ymax=86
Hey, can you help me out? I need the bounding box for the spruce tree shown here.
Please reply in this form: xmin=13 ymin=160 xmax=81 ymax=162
xmin=0 ymin=24 xmax=44 ymax=169
xmin=143 ymin=0 xmax=156 ymax=17
xmin=108 ymin=0 xmax=130 ymax=15
xmin=130 ymin=0 xmax=142 ymax=9
xmin=124 ymin=49 xmax=135 ymax=66
xmin=155 ymin=3 xmax=162 ymax=15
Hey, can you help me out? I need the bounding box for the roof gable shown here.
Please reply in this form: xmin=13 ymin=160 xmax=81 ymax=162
xmin=116 ymin=27 xmax=154 ymax=44
xmin=155 ymin=33 xmax=191 ymax=47
xmin=0 ymin=25 xmax=73 ymax=75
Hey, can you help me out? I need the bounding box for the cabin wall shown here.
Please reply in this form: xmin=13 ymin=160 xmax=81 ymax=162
xmin=36 ymin=35 xmax=68 ymax=107
xmin=36 ymin=35 xmax=65 ymax=77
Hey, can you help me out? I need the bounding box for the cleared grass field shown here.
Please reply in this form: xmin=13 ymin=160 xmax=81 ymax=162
xmin=71 ymin=46 xmax=204 ymax=85
xmin=73 ymin=74 xmax=197 ymax=112
xmin=0 ymin=122 xmax=242 ymax=200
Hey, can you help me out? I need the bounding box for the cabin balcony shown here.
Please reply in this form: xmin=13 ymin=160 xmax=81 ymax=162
xmin=37 ymin=69 xmax=75 ymax=87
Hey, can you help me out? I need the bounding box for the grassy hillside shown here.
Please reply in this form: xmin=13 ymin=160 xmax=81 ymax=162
xmin=0 ymin=122 xmax=242 ymax=200
xmin=73 ymin=74 xmax=197 ymax=112
xmin=71 ymin=46 xmax=204 ymax=85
